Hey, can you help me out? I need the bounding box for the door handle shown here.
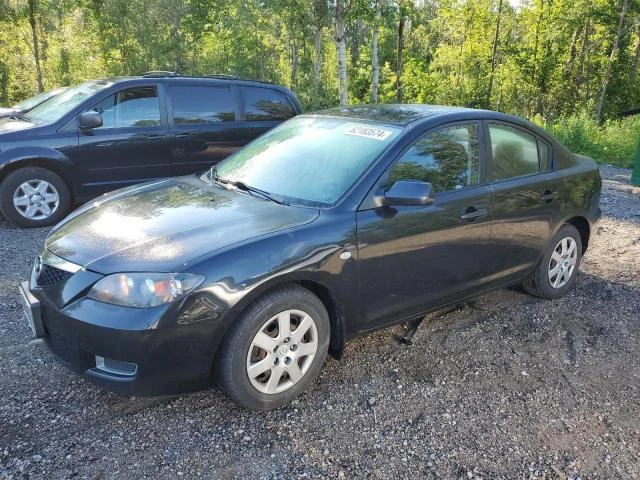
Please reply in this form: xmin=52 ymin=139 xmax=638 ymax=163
xmin=540 ymin=190 xmax=559 ymax=203
xmin=460 ymin=206 xmax=487 ymax=221
xmin=174 ymin=133 xmax=191 ymax=139
xmin=141 ymin=134 xmax=166 ymax=141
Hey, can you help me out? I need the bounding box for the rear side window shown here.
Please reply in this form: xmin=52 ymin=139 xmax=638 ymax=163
xmin=241 ymin=86 xmax=295 ymax=121
xmin=489 ymin=124 xmax=541 ymax=181
xmin=91 ymin=87 xmax=160 ymax=128
xmin=389 ymin=123 xmax=479 ymax=194
xmin=170 ymin=85 xmax=235 ymax=124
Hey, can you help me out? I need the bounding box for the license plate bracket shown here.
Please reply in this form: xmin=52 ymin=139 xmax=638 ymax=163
xmin=19 ymin=281 xmax=45 ymax=338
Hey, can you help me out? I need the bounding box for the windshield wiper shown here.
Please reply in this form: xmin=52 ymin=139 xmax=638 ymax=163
xmin=217 ymin=177 xmax=287 ymax=205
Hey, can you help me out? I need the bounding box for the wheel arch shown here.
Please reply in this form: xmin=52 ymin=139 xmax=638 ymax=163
xmin=227 ymin=276 xmax=347 ymax=361
xmin=0 ymin=153 xmax=76 ymax=197
xmin=565 ymin=215 xmax=591 ymax=254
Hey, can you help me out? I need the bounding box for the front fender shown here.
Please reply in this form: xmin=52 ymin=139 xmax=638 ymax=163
xmin=0 ymin=146 xmax=77 ymax=193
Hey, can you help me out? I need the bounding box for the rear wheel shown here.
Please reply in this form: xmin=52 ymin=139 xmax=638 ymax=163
xmin=523 ymin=224 xmax=582 ymax=299
xmin=0 ymin=166 xmax=70 ymax=228
xmin=218 ymin=285 xmax=330 ymax=411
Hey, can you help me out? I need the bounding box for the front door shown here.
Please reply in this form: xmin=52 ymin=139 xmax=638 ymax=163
xmin=356 ymin=122 xmax=493 ymax=331
xmin=75 ymin=84 xmax=172 ymax=197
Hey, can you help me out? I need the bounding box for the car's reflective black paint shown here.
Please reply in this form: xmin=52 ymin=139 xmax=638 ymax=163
xmin=25 ymin=105 xmax=601 ymax=395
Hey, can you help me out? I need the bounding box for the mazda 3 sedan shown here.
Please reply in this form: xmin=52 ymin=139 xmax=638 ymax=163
xmin=21 ymin=105 xmax=601 ymax=410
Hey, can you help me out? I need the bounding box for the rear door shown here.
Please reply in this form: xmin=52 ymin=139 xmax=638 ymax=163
xmin=167 ymin=82 xmax=249 ymax=175
xmin=239 ymin=85 xmax=297 ymax=140
xmin=356 ymin=121 xmax=494 ymax=330
xmin=485 ymin=122 xmax=563 ymax=282
xmin=75 ymin=84 xmax=172 ymax=196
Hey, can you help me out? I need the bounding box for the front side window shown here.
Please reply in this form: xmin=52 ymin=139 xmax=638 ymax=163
xmin=170 ymin=85 xmax=235 ymax=124
xmin=91 ymin=87 xmax=160 ymax=128
xmin=489 ymin=124 xmax=540 ymax=181
xmin=389 ymin=123 xmax=479 ymax=193
xmin=241 ymin=86 xmax=295 ymax=121
xmin=213 ymin=117 xmax=401 ymax=206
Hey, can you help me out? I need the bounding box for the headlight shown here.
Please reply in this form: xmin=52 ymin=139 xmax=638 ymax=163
xmin=87 ymin=273 xmax=206 ymax=308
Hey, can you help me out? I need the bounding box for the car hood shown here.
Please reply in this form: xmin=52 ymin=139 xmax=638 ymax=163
xmin=0 ymin=116 xmax=34 ymax=132
xmin=45 ymin=176 xmax=320 ymax=274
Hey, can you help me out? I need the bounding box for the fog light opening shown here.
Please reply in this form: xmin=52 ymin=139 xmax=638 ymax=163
xmin=95 ymin=355 xmax=138 ymax=377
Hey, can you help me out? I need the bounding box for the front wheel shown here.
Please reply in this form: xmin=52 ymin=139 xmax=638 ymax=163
xmin=523 ymin=224 xmax=583 ymax=299
xmin=217 ymin=285 xmax=330 ymax=411
xmin=0 ymin=167 xmax=71 ymax=228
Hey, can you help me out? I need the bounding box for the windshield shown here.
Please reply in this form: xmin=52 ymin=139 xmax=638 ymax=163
xmin=22 ymin=81 xmax=112 ymax=124
xmin=14 ymin=87 xmax=67 ymax=111
xmin=213 ymin=116 xmax=402 ymax=207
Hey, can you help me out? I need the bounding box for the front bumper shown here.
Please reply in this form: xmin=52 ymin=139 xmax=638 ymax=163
xmin=22 ymin=272 xmax=233 ymax=396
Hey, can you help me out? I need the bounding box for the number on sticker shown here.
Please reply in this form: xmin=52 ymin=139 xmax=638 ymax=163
xmin=346 ymin=125 xmax=392 ymax=141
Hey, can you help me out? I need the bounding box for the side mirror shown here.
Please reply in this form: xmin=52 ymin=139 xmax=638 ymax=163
xmin=78 ymin=111 xmax=103 ymax=130
xmin=383 ymin=180 xmax=434 ymax=206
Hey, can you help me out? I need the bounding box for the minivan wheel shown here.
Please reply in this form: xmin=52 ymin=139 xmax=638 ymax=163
xmin=0 ymin=167 xmax=71 ymax=228
xmin=522 ymin=224 xmax=583 ymax=299
xmin=218 ymin=285 xmax=330 ymax=411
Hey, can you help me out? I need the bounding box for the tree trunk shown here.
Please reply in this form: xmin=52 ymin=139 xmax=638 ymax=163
xmin=573 ymin=20 xmax=590 ymax=104
xmin=290 ymin=33 xmax=298 ymax=89
xmin=371 ymin=0 xmax=381 ymax=103
xmin=314 ymin=25 xmax=322 ymax=94
xmin=27 ymin=0 xmax=44 ymax=93
xmin=531 ymin=0 xmax=544 ymax=84
xmin=596 ymin=0 xmax=629 ymax=121
xmin=632 ymin=18 xmax=640 ymax=74
xmin=486 ymin=0 xmax=503 ymax=107
xmin=312 ymin=0 xmax=327 ymax=98
xmin=557 ymin=27 xmax=579 ymax=116
xmin=335 ymin=0 xmax=348 ymax=105
xmin=396 ymin=13 xmax=405 ymax=103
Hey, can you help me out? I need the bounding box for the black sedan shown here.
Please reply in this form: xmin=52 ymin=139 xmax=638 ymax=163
xmin=20 ymin=105 xmax=602 ymax=410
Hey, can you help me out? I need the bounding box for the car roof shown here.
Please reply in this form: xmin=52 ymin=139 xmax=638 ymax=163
xmin=316 ymin=103 xmax=553 ymax=127
xmin=92 ymin=74 xmax=286 ymax=89
xmin=313 ymin=104 xmax=490 ymax=126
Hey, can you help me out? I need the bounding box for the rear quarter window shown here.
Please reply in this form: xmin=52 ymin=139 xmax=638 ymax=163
xmin=241 ymin=86 xmax=295 ymax=121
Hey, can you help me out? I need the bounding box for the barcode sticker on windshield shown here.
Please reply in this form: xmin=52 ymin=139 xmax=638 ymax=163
xmin=345 ymin=125 xmax=392 ymax=141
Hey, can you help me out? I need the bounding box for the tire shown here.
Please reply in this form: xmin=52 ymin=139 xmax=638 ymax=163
xmin=523 ymin=224 xmax=582 ymax=299
xmin=0 ymin=166 xmax=71 ymax=228
xmin=218 ymin=285 xmax=330 ymax=411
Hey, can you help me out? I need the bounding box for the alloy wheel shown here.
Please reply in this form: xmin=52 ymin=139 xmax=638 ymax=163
xmin=246 ymin=309 xmax=318 ymax=394
xmin=13 ymin=180 xmax=60 ymax=220
xmin=548 ymin=236 xmax=578 ymax=289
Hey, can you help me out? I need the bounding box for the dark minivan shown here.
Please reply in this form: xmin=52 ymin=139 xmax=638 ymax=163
xmin=0 ymin=74 xmax=301 ymax=227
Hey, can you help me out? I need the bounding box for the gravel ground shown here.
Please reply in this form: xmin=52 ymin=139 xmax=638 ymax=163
xmin=0 ymin=166 xmax=638 ymax=479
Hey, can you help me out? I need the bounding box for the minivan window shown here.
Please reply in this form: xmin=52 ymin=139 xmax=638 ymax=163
xmin=170 ymin=85 xmax=235 ymax=124
xmin=214 ymin=117 xmax=402 ymax=207
xmin=91 ymin=87 xmax=160 ymax=128
xmin=389 ymin=123 xmax=479 ymax=193
xmin=489 ymin=124 xmax=540 ymax=181
xmin=22 ymin=81 xmax=112 ymax=125
xmin=241 ymin=86 xmax=295 ymax=121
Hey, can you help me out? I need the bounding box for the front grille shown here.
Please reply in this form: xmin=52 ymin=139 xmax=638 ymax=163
xmin=35 ymin=264 xmax=72 ymax=288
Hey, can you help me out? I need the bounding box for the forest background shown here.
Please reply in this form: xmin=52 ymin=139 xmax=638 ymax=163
xmin=1 ymin=0 xmax=639 ymax=167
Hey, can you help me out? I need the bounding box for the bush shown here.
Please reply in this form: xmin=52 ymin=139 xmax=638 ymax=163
xmin=546 ymin=113 xmax=640 ymax=168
